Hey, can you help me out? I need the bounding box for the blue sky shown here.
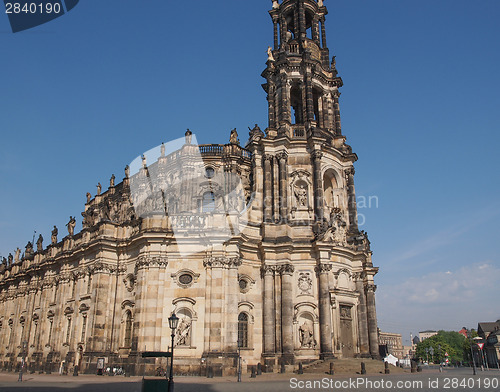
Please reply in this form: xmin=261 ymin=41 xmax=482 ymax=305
xmin=1 ymin=0 xmax=499 ymax=344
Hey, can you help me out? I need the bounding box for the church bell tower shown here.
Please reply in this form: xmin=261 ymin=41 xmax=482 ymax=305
xmin=263 ymin=0 xmax=343 ymax=142
xmin=245 ymin=0 xmax=380 ymax=368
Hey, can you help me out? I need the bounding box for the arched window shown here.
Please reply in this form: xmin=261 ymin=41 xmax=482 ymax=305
xmin=124 ymin=311 xmax=132 ymax=348
xmin=323 ymin=169 xmax=339 ymax=209
xmin=202 ymin=192 xmax=215 ymax=213
xmin=238 ymin=313 xmax=249 ymax=348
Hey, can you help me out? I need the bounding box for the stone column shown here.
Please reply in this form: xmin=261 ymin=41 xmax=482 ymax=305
xmin=315 ymin=263 xmax=333 ymax=359
xmin=203 ymin=258 xmax=223 ymax=353
xmin=268 ymin=82 xmax=277 ymax=129
xmin=91 ymin=269 xmax=113 ymax=353
xmin=273 ymin=16 xmax=279 ymax=49
xmin=320 ymin=16 xmax=327 ymax=48
xmin=279 ymin=15 xmax=286 ymax=49
xmin=273 ymin=154 xmax=280 ymax=222
xmin=312 ymin=151 xmax=324 ymax=221
xmin=298 ymin=0 xmax=306 ymax=40
xmin=326 ymin=93 xmax=334 ymax=130
xmin=354 ymin=273 xmax=370 ymax=357
xmin=277 ymin=152 xmax=288 ymax=223
xmin=203 ymin=264 xmax=213 ymax=354
xmin=345 ymin=167 xmax=358 ymax=233
xmin=312 ymin=16 xmax=320 ymax=43
xmin=366 ymin=284 xmax=379 ymax=358
xmin=262 ymin=265 xmax=275 ymax=355
xmin=225 ymin=258 xmax=241 ymax=353
xmin=263 ymin=155 xmax=273 ymax=222
xmin=305 ymin=75 xmax=315 ymax=123
xmin=280 ymin=264 xmax=295 ymax=364
xmin=317 ymin=95 xmax=324 ymax=129
xmin=279 ymin=75 xmax=290 ymax=125
xmin=333 ymin=91 xmax=342 ymax=134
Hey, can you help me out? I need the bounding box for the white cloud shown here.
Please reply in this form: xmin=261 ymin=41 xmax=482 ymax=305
xmin=376 ymin=261 xmax=500 ymax=341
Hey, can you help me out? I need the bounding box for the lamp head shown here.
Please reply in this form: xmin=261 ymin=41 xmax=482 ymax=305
xmin=169 ymin=313 xmax=179 ymax=330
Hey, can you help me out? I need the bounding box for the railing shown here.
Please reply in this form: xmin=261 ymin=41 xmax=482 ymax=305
xmin=293 ymin=127 xmax=306 ymax=139
xmin=199 ymin=144 xmax=252 ymax=160
xmin=288 ymin=43 xmax=300 ymax=54
xmin=199 ymin=144 xmax=224 ymax=156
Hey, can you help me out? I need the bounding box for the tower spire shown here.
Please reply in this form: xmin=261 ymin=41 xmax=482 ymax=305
xmin=263 ymin=0 xmax=343 ymax=141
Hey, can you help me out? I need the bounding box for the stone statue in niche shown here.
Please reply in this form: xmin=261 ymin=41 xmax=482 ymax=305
xmin=175 ymin=316 xmax=191 ymax=346
xmin=298 ymin=272 xmax=312 ymax=295
xmin=299 ymin=321 xmax=315 ymax=348
xmin=294 ymin=184 xmax=307 ymax=207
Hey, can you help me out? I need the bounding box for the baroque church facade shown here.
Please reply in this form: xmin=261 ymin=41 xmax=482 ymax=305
xmin=0 ymin=0 xmax=379 ymax=375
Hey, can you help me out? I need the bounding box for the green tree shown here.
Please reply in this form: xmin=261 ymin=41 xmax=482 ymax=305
xmin=415 ymin=331 xmax=466 ymax=364
xmin=462 ymin=329 xmax=478 ymax=365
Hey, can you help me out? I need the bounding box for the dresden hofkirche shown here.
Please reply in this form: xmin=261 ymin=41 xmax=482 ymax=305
xmin=0 ymin=0 xmax=379 ymax=375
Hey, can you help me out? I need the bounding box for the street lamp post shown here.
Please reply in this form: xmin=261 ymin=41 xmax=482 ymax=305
xmin=467 ymin=330 xmax=477 ymax=375
xmin=237 ymin=333 xmax=242 ymax=383
xmin=473 ymin=337 xmax=484 ymax=371
xmin=168 ymin=313 xmax=179 ymax=392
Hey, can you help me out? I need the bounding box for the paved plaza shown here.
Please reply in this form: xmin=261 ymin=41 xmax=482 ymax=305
xmin=0 ymin=367 xmax=498 ymax=392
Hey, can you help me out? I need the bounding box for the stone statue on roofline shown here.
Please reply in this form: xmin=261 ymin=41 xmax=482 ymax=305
xmin=267 ymin=46 xmax=275 ymax=62
xmin=66 ymin=216 xmax=76 ymax=236
xmin=24 ymin=241 xmax=34 ymax=258
xmin=185 ymin=129 xmax=192 ymax=145
xmin=51 ymin=226 xmax=58 ymax=244
xmin=36 ymin=234 xmax=43 ymax=252
xmin=14 ymin=248 xmax=21 ymax=262
xmin=230 ymin=128 xmax=239 ymax=145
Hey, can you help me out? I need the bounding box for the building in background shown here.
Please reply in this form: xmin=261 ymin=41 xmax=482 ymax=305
xmin=419 ymin=330 xmax=438 ymax=341
xmin=458 ymin=327 xmax=468 ymax=338
xmin=478 ymin=321 xmax=500 ymax=367
xmin=378 ymin=329 xmax=404 ymax=359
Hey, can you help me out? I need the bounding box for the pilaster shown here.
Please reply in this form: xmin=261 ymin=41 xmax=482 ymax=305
xmin=315 ymin=263 xmax=333 ymax=359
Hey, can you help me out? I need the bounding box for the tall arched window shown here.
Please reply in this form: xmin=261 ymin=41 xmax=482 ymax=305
xmin=237 ymin=313 xmax=249 ymax=348
xmin=202 ymin=192 xmax=215 ymax=213
xmin=124 ymin=311 xmax=132 ymax=348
